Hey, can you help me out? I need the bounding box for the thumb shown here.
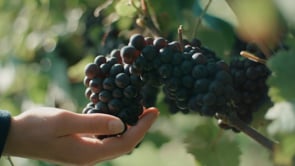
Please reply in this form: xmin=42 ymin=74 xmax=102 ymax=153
xmin=59 ymin=112 xmax=126 ymax=136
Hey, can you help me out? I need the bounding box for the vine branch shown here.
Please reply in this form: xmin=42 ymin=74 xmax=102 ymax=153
xmin=192 ymin=0 xmax=212 ymax=39
xmin=216 ymin=113 xmax=278 ymax=151
xmin=130 ymin=0 xmax=161 ymax=37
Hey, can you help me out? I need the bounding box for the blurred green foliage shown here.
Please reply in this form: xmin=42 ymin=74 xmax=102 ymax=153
xmin=1 ymin=0 xmax=295 ymax=166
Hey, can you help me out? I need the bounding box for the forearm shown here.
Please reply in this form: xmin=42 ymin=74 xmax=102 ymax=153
xmin=0 ymin=110 xmax=11 ymax=157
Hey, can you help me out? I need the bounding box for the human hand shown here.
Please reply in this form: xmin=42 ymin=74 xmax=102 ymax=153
xmin=2 ymin=107 xmax=159 ymax=166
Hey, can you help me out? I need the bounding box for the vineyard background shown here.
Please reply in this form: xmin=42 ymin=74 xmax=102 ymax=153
xmin=0 ymin=0 xmax=295 ymax=166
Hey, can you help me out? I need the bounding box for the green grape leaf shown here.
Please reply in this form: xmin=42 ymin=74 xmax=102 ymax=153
xmin=185 ymin=121 xmax=241 ymax=166
xmin=267 ymin=49 xmax=295 ymax=102
xmin=193 ymin=0 xmax=237 ymax=28
xmin=145 ymin=131 xmax=171 ymax=148
xmin=265 ymin=101 xmax=295 ymax=135
xmin=115 ymin=0 xmax=137 ymax=17
xmin=273 ymin=133 xmax=295 ymax=165
xmin=192 ymin=0 xmax=236 ymax=63
xmin=238 ymin=134 xmax=273 ymax=166
xmin=111 ymin=141 xmax=196 ymax=166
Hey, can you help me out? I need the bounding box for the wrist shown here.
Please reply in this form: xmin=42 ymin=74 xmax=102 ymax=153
xmin=0 ymin=110 xmax=12 ymax=157
xmin=2 ymin=116 xmax=23 ymax=157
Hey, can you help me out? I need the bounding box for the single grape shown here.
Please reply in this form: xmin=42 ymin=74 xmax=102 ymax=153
xmin=84 ymin=63 xmax=100 ymax=79
xmin=83 ymin=76 xmax=91 ymax=87
xmin=95 ymin=101 xmax=109 ymax=113
xmin=85 ymin=87 xmax=92 ymax=99
xmin=100 ymin=63 xmax=112 ymax=76
xmin=110 ymin=64 xmax=124 ymax=76
xmin=129 ymin=34 xmax=146 ymax=50
xmin=115 ymin=73 xmax=130 ymax=88
xmin=89 ymin=77 xmax=103 ymax=93
xmin=192 ymin=53 xmax=207 ymax=64
xmin=90 ymin=92 xmax=99 ymax=104
xmin=123 ymin=85 xmax=138 ymax=98
xmin=120 ymin=45 xmax=139 ymax=64
xmin=110 ymin=49 xmax=122 ymax=64
xmin=103 ymin=77 xmax=116 ymax=90
xmin=108 ymin=98 xmax=123 ymax=115
xmin=153 ymin=37 xmax=167 ymax=50
xmin=94 ymin=55 xmax=107 ymax=66
xmin=99 ymin=90 xmax=112 ymax=103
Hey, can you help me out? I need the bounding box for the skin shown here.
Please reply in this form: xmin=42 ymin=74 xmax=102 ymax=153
xmin=2 ymin=107 xmax=159 ymax=166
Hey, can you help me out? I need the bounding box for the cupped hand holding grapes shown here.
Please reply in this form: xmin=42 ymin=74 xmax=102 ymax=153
xmin=2 ymin=107 xmax=159 ymax=166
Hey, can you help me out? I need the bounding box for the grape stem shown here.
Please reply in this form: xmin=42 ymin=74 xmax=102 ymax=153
xmin=130 ymin=0 xmax=161 ymax=36
xmin=192 ymin=0 xmax=212 ymax=39
xmin=178 ymin=25 xmax=184 ymax=52
xmin=240 ymin=51 xmax=267 ymax=64
xmin=216 ymin=113 xmax=278 ymax=151
xmin=140 ymin=0 xmax=161 ymax=36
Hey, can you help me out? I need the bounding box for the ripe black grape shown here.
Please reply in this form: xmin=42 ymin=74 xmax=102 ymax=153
xmin=153 ymin=37 xmax=167 ymax=50
xmin=115 ymin=73 xmax=130 ymax=88
xmin=98 ymin=90 xmax=112 ymax=103
xmin=84 ymin=63 xmax=100 ymax=79
xmin=94 ymin=55 xmax=107 ymax=66
xmin=129 ymin=34 xmax=146 ymax=51
xmin=120 ymin=45 xmax=139 ymax=64
xmin=89 ymin=78 xmax=103 ymax=93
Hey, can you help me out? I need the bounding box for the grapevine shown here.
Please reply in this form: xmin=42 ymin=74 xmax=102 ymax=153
xmin=81 ymin=30 xmax=278 ymax=150
xmin=2 ymin=0 xmax=295 ymax=166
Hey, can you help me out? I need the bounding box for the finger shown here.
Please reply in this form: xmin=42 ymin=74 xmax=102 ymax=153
xmin=59 ymin=112 xmax=125 ymax=136
xmin=97 ymin=107 xmax=159 ymax=158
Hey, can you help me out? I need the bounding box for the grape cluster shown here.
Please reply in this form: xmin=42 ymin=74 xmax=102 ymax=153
xmin=123 ymin=34 xmax=236 ymax=117
xmin=82 ymin=54 xmax=144 ymax=138
xmin=82 ymin=33 xmax=272 ymax=137
xmin=229 ymin=44 xmax=271 ymax=124
xmin=158 ymin=40 xmax=235 ymax=116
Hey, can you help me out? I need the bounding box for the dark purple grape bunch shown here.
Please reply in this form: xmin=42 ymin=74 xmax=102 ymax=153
xmin=82 ymin=52 xmax=144 ymax=138
xmin=229 ymin=43 xmax=271 ymax=124
xmin=82 ymin=33 xmax=257 ymax=136
xmin=157 ymin=39 xmax=235 ymax=116
xmin=124 ymin=34 xmax=236 ymax=118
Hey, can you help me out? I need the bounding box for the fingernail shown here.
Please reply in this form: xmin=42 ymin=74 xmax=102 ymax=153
xmin=108 ymin=119 xmax=125 ymax=133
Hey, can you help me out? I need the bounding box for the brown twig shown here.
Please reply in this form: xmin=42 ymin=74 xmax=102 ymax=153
xmin=130 ymin=0 xmax=161 ymax=37
xmin=141 ymin=0 xmax=148 ymax=14
xmin=216 ymin=113 xmax=278 ymax=151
